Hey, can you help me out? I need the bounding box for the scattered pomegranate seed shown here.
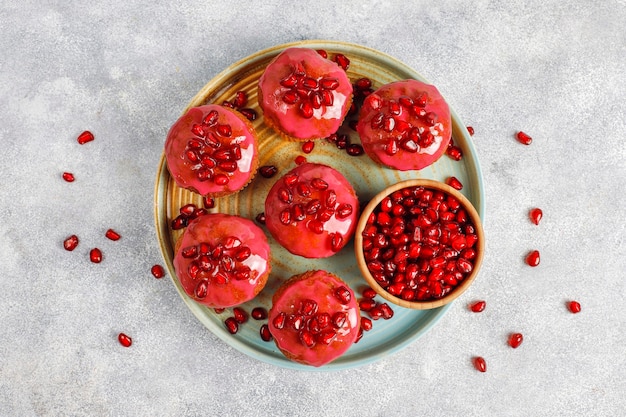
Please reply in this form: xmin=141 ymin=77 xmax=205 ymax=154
xmin=233 ymin=307 xmax=248 ymax=324
xmin=232 ymin=91 xmax=248 ymax=108
xmin=214 ymin=308 xmax=226 ymax=314
xmin=508 ymin=333 xmax=524 ymax=348
xmin=224 ymin=317 xmax=239 ymax=334
xmin=118 ymin=333 xmax=132 ymax=347
xmin=63 ymin=235 xmax=79 ymax=251
xmin=525 ymin=250 xmax=540 ymax=267
xmin=315 ymin=49 xmax=328 ymax=59
xmin=354 ymin=77 xmax=372 ymax=90
xmin=334 ymin=53 xmax=350 ymax=71
xmin=255 ymin=212 xmax=266 ymax=224
xmin=302 ymin=141 xmax=315 ymax=154
xmin=361 ymin=317 xmax=373 ymax=331
xmin=466 ymin=126 xmax=475 ymax=136
xmin=568 ymin=300 xmax=581 ymax=314
xmin=469 ymin=300 xmax=486 ymax=313
xmin=529 ymin=208 xmax=543 ymax=225
xmin=62 ymin=172 xmax=75 ymax=182
xmin=295 ymin=155 xmax=307 ymax=165
xmin=516 ymin=131 xmax=532 ymax=145
xmin=251 ymin=307 xmax=268 ymax=320
xmin=203 ymin=196 xmax=215 ymax=209
xmin=151 ymin=264 xmax=165 ymax=279
xmin=446 ymin=176 xmax=463 ymax=190
xmin=260 ymin=324 xmax=272 ymax=342
xmin=447 ymin=145 xmax=463 ymax=161
xmin=258 ymin=165 xmax=278 ymax=178
xmin=346 ymin=143 xmax=364 ymax=156
xmin=105 ymin=229 xmax=121 ymax=241
xmin=77 ymin=130 xmax=94 ymax=145
xmin=239 ymin=108 xmax=258 ymax=121
xmin=361 ymin=287 xmax=377 ymax=299
xmin=473 ymin=356 xmax=487 ymax=372
xmin=89 ymin=248 xmax=102 ymax=263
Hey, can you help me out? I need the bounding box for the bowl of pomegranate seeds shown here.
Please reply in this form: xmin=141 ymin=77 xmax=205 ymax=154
xmin=355 ymin=179 xmax=484 ymax=310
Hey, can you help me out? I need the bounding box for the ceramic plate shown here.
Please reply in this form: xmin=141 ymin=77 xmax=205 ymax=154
xmin=154 ymin=40 xmax=484 ymax=371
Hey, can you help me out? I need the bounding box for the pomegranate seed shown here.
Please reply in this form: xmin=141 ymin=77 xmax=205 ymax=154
xmin=89 ymin=248 xmax=102 ymax=263
xmin=362 ymin=287 xmax=377 ymax=299
xmin=105 ymin=229 xmax=121 ymax=241
xmin=346 ymin=143 xmax=364 ymax=156
xmin=151 ymin=264 xmax=165 ymax=279
xmin=473 ymin=356 xmax=487 ymax=372
xmin=525 ymin=250 xmax=540 ymax=267
xmin=469 ymin=300 xmax=486 ymax=313
xmin=77 ymin=130 xmax=94 ymax=144
xmin=118 ymin=333 xmax=132 ymax=347
xmin=361 ymin=317 xmax=373 ymax=331
xmin=529 ymin=208 xmax=543 ymax=225
xmin=334 ymin=53 xmax=350 ymax=71
xmin=62 ymin=172 xmax=75 ymax=182
xmin=446 ymin=176 xmax=463 ymax=190
xmin=251 ymin=307 xmax=268 ymax=320
xmin=239 ymin=108 xmax=258 ymax=121
xmin=233 ymin=91 xmax=248 ymax=108
xmin=224 ymin=317 xmax=239 ymax=334
xmin=260 ymin=324 xmax=272 ymax=342
xmin=63 ymin=235 xmax=79 ymax=251
xmin=354 ymin=77 xmax=372 ymax=90
xmin=255 ymin=212 xmax=266 ymax=224
xmin=334 ymin=286 xmax=352 ymax=304
xmin=302 ymin=141 xmax=315 ymax=154
xmin=233 ymin=307 xmax=248 ymax=324
xmin=447 ymin=145 xmax=463 ymax=161
xmin=259 ymin=165 xmax=278 ymax=178
xmin=508 ymin=333 xmax=524 ymax=349
xmin=568 ymin=300 xmax=581 ymax=314
xmin=466 ymin=126 xmax=475 ymax=136
xmin=295 ymin=155 xmax=307 ymax=165
xmin=315 ymin=49 xmax=328 ymax=58
xmin=516 ymin=131 xmax=532 ymax=145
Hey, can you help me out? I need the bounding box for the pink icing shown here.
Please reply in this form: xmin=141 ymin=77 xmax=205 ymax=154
xmin=173 ymin=213 xmax=270 ymax=308
xmin=165 ymin=104 xmax=258 ymax=196
xmin=257 ymin=48 xmax=353 ymax=140
xmin=264 ymin=162 xmax=359 ymax=258
xmin=357 ymin=79 xmax=451 ymax=171
xmin=268 ymin=270 xmax=360 ymax=367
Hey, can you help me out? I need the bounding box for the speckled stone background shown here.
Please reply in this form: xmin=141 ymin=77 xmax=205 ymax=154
xmin=1 ymin=1 xmax=625 ymax=416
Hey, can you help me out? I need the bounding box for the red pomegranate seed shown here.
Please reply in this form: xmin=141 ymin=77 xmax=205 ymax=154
xmin=203 ymin=196 xmax=215 ymax=209
xmin=346 ymin=143 xmax=364 ymax=156
xmin=260 ymin=324 xmax=272 ymax=342
xmin=508 ymin=333 xmax=524 ymax=348
xmin=151 ymin=264 xmax=165 ymax=279
xmin=233 ymin=91 xmax=248 ymax=108
xmin=295 ymin=155 xmax=307 ymax=165
xmin=529 ymin=208 xmax=543 ymax=225
xmin=62 ymin=172 xmax=75 ymax=182
xmin=446 ymin=176 xmax=463 ymax=190
xmin=63 ymin=235 xmax=79 ymax=251
xmin=355 ymin=77 xmax=372 ymax=90
xmin=516 ymin=131 xmax=532 ymax=145
xmin=255 ymin=212 xmax=266 ymax=224
xmin=77 ymin=130 xmax=94 ymax=145
xmin=89 ymin=248 xmax=102 ymax=263
xmin=233 ymin=307 xmax=248 ymax=324
xmin=362 ymin=287 xmax=377 ymax=299
xmin=334 ymin=53 xmax=350 ymax=71
xmin=302 ymin=141 xmax=315 ymax=154
xmin=568 ymin=300 xmax=581 ymax=314
xmin=525 ymin=250 xmax=540 ymax=267
xmin=171 ymin=215 xmax=188 ymax=230
xmin=361 ymin=317 xmax=373 ymax=331
xmin=447 ymin=145 xmax=463 ymax=161
xmin=105 ymin=229 xmax=121 ymax=241
xmin=466 ymin=126 xmax=475 ymax=136
xmin=469 ymin=300 xmax=486 ymax=313
xmin=315 ymin=49 xmax=328 ymax=58
xmin=251 ymin=307 xmax=268 ymax=320
xmin=224 ymin=317 xmax=239 ymax=334
xmin=259 ymin=165 xmax=278 ymax=178
xmin=239 ymin=108 xmax=258 ymax=121
xmin=118 ymin=333 xmax=132 ymax=347
xmin=213 ymin=308 xmax=226 ymax=314
xmin=473 ymin=356 xmax=487 ymax=372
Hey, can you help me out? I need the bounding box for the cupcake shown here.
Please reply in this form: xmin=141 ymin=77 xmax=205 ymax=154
xmin=268 ymin=270 xmax=361 ymax=367
xmin=264 ymin=162 xmax=359 ymax=258
xmin=173 ymin=213 xmax=270 ymax=308
xmin=165 ymin=104 xmax=259 ymax=197
xmin=257 ymin=47 xmax=353 ymax=141
xmin=356 ymin=79 xmax=452 ymax=171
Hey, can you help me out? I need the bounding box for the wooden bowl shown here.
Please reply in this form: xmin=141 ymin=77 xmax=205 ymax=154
xmin=354 ymin=179 xmax=485 ymax=310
